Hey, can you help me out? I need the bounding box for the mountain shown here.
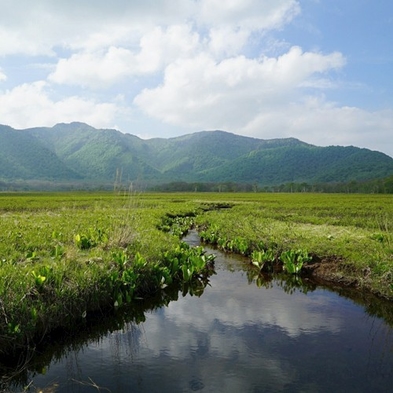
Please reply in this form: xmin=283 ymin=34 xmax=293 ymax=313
xmin=1 ymin=122 xmax=393 ymax=188
xmin=199 ymin=144 xmax=393 ymax=184
xmin=0 ymin=124 xmax=81 ymax=181
xmin=145 ymin=131 xmax=304 ymax=179
xmin=27 ymin=123 xmax=160 ymax=181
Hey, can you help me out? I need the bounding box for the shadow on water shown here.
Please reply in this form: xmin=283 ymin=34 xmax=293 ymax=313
xmin=2 ymin=230 xmax=393 ymax=392
xmin=246 ymin=265 xmax=393 ymax=328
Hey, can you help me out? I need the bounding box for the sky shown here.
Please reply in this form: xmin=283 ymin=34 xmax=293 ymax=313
xmin=0 ymin=0 xmax=392 ymax=156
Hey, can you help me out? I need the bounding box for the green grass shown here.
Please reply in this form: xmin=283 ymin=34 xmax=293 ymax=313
xmin=195 ymin=193 xmax=393 ymax=295
xmin=0 ymin=191 xmax=392 ymax=354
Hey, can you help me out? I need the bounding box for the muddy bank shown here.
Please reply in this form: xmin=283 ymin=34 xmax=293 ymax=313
xmin=303 ymin=255 xmax=393 ymax=301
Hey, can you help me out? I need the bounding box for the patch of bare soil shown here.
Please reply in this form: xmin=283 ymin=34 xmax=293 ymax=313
xmin=304 ymin=256 xmax=361 ymax=288
xmin=303 ymin=255 xmax=393 ymax=300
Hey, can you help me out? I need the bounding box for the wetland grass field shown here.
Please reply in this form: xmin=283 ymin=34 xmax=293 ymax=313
xmin=1 ymin=191 xmax=393 ymax=356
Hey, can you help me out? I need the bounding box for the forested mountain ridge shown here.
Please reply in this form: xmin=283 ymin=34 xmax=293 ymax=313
xmin=199 ymin=144 xmax=393 ymax=184
xmin=0 ymin=124 xmax=81 ymax=181
xmin=1 ymin=122 xmax=393 ymax=188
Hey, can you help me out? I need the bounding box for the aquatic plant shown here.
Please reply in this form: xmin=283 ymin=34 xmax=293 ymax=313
xmin=280 ymin=249 xmax=311 ymax=274
xmin=163 ymin=243 xmax=215 ymax=283
xmin=251 ymin=249 xmax=276 ymax=271
xmin=157 ymin=213 xmax=195 ymax=238
xmin=199 ymin=224 xmax=221 ymax=244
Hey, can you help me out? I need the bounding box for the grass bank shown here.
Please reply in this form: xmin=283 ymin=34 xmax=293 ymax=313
xmin=0 ymin=192 xmax=213 ymax=355
xmin=195 ymin=193 xmax=393 ymax=298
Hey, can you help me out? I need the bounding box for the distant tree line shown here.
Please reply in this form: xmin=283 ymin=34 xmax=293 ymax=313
xmin=0 ymin=180 xmax=114 ymax=192
xmin=149 ymin=181 xmax=257 ymax=193
xmin=150 ymin=176 xmax=393 ymax=194
xmin=1 ymin=175 xmax=393 ymax=193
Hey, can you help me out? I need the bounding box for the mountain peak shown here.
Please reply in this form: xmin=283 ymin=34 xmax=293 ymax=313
xmin=53 ymin=122 xmax=95 ymax=130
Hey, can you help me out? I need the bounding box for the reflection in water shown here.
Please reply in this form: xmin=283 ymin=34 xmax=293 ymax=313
xmin=3 ymin=231 xmax=393 ymax=392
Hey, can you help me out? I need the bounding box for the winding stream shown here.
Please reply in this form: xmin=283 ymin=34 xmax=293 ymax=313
xmin=3 ymin=231 xmax=393 ymax=392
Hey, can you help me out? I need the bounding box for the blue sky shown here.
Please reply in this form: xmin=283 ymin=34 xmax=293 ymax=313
xmin=0 ymin=0 xmax=392 ymax=156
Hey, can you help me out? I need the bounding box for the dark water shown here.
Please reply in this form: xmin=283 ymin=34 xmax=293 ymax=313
xmin=3 ymin=231 xmax=393 ymax=392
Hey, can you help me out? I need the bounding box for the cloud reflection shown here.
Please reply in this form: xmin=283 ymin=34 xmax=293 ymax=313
xmin=30 ymin=250 xmax=393 ymax=392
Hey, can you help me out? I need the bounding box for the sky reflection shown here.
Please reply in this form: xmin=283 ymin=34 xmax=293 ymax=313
xmin=28 ymin=248 xmax=393 ymax=393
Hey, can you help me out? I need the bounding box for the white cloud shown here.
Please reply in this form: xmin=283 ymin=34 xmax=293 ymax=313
xmin=49 ymin=48 xmax=138 ymax=88
xmin=49 ymin=25 xmax=201 ymax=88
xmin=242 ymin=98 xmax=393 ymax=155
xmin=266 ymin=46 xmax=345 ymax=86
xmin=208 ymin=27 xmax=250 ymax=57
xmin=0 ymin=0 xmax=186 ymax=55
xmin=134 ymin=47 xmax=346 ymax=129
xmin=0 ymin=0 xmax=299 ymax=56
xmin=138 ymin=25 xmax=201 ymax=71
xmin=0 ymin=81 xmax=119 ymax=129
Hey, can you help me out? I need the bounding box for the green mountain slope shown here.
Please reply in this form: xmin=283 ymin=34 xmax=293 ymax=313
xmin=145 ymin=131 xmax=306 ymax=179
xmin=27 ymin=123 xmax=161 ymax=181
xmin=1 ymin=122 xmax=392 ymax=187
xmin=0 ymin=125 xmax=81 ymax=180
xmin=199 ymin=144 xmax=393 ymax=184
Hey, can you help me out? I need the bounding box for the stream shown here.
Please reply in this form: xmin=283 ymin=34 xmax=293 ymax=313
xmin=3 ymin=230 xmax=393 ymax=392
